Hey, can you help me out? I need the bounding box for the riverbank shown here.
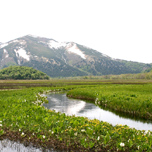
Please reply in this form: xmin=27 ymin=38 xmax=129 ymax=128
xmin=0 ymin=85 xmax=152 ymax=151
xmin=67 ymin=84 xmax=152 ymax=120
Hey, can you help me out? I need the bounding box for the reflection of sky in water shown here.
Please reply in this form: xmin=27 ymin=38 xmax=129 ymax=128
xmin=44 ymin=93 xmax=152 ymax=131
xmin=0 ymin=139 xmax=53 ymax=152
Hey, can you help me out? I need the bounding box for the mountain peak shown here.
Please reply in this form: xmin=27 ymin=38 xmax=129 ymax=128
xmin=26 ymin=34 xmax=40 ymax=38
xmin=0 ymin=35 xmax=150 ymax=77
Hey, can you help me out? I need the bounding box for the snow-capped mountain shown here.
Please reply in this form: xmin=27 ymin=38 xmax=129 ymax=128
xmin=0 ymin=35 xmax=150 ymax=77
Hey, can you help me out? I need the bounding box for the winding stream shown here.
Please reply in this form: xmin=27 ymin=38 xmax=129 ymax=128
xmin=43 ymin=93 xmax=152 ymax=131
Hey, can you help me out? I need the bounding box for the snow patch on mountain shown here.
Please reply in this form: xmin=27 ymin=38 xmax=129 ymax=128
xmin=9 ymin=39 xmax=26 ymax=46
xmin=48 ymin=40 xmax=67 ymax=49
xmin=3 ymin=49 xmax=9 ymax=58
xmin=28 ymin=34 xmax=39 ymax=38
xmin=9 ymin=39 xmax=19 ymax=43
xmin=48 ymin=40 xmax=86 ymax=59
xmin=67 ymin=43 xmax=86 ymax=59
xmin=102 ymin=53 xmax=109 ymax=58
xmin=14 ymin=48 xmax=30 ymax=61
xmin=0 ymin=43 xmax=8 ymax=49
xmin=3 ymin=49 xmax=7 ymax=53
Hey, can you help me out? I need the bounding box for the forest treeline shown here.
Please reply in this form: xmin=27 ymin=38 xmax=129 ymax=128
xmin=0 ymin=66 xmax=49 ymax=80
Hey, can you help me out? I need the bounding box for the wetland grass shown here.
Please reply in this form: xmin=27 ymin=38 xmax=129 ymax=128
xmin=0 ymin=81 xmax=152 ymax=151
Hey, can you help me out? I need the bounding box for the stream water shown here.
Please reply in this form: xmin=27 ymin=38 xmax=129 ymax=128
xmin=0 ymin=139 xmax=53 ymax=152
xmin=43 ymin=93 xmax=152 ymax=131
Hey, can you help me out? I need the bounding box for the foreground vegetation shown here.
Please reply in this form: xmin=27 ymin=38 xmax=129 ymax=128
xmin=0 ymin=81 xmax=152 ymax=151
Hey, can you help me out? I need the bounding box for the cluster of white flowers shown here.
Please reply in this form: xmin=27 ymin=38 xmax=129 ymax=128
xmin=33 ymin=99 xmax=42 ymax=106
xmin=43 ymin=90 xmax=51 ymax=94
xmin=120 ymin=142 xmax=125 ymax=147
xmin=48 ymin=130 xmax=54 ymax=134
xmin=33 ymin=93 xmax=48 ymax=106
xmin=144 ymin=130 xmax=151 ymax=136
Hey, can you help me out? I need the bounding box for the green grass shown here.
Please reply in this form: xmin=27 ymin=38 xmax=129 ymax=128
xmin=0 ymin=84 xmax=152 ymax=151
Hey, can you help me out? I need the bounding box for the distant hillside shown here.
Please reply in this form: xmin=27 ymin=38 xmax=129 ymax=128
xmin=144 ymin=65 xmax=152 ymax=73
xmin=94 ymin=70 xmax=152 ymax=80
xmin=0 ymin=35 xmax=151 ymax=77
xmin=0 ymin=66 xmax=49 ymax=80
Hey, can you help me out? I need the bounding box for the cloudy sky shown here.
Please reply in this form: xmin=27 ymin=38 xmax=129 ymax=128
xmin=0 ymin=0 xmax=152 ymax=63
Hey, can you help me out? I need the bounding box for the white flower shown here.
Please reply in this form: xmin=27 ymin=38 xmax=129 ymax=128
xmin=95 ymin=98 xmax=98 ymax=104
xmin=21 ymin=132 xmax=24 ymax=136
xmin=19 ymin=129 xmax=21 ymax=131
xmin=81 ymin=129 xmax=85 ymax=132
xmin=74 ymin=132 xmax=77 ymax=136
xmin=137 ymin=146 xmax=140 ymax=150
xmin=120 ymin=142 xmax=125 ymax=147
xmin=97 ymin=136 xmax=100 ymax=140
xmin=0 ymin=124 xmax=2 ymax=127
xmin=43 ymin=135 xmax=45 ymax=139
xmin=145 ymin=130 xmax=148 ymax=134
xmin=0 ymin=121 xmax=2 ymax=123
xmin=144 ymin=130 xmax=150 ymax=135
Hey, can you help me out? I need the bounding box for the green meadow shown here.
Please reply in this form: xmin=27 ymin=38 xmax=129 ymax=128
xmin=0 ymin=80 xmax=152 ymax=151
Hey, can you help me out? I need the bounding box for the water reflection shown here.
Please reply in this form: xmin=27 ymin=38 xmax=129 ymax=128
xmin=44 ymin=93 xmax=152 ymax=131
xmin=0 ymin=139 xmax=54 ymax=152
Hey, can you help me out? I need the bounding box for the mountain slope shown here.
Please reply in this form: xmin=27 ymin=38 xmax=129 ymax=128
xmin=0 ymin=35 xmax=151 ymax=77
